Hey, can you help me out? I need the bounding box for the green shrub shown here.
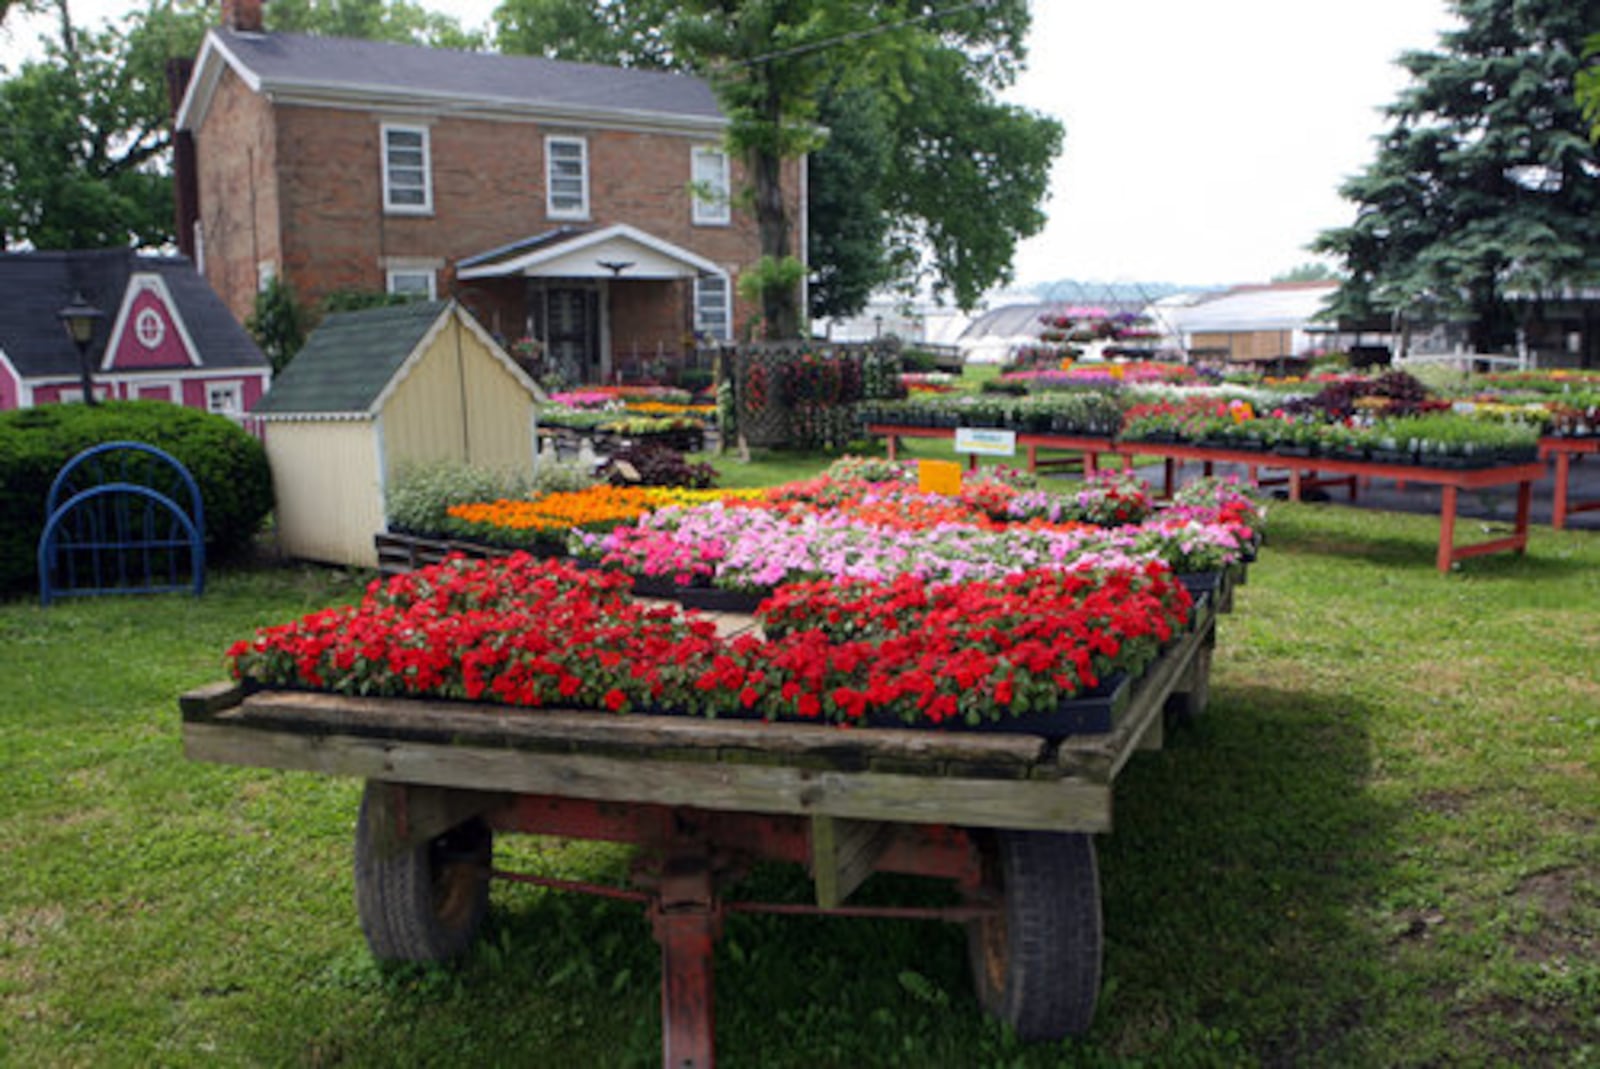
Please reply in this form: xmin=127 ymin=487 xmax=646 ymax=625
xmin=386 ymin=460 xmax=534 ymax=536
xmin=0 ymin=401 xmax=273 ymax=593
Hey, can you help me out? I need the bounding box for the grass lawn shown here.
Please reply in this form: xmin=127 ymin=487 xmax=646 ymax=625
xmin=2 ymin=482 xmax=1597 ymax=1066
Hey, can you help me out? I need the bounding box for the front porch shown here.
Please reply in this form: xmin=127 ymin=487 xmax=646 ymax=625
xmin=455 ymin=223 xmax=731 ymax=388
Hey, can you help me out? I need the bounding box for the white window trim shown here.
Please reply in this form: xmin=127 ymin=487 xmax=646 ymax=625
xmin=206 ymin=379 xmax=245 ymax=417
xmin=546 ymin=135 xmax=590 ymax=220
xmin=691 ymin=146 xmax=731 ymax=226
xmin=694 ymin=272 xmax=732 ymax=342
xmin=386 ymin=268 xmax=437 ymax=300
xmin=381 ymin=122 xmax=433 ymax=215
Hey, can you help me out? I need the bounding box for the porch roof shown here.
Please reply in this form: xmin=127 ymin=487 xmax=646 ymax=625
xmin=456 ymin=223 xmax=722 ymax=282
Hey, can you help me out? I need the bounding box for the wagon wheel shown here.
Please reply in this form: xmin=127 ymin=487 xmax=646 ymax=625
xmin=353 ymin=781 xmax=494 ymax=962
xmin=966 ymin=830 xmax=1102 ymax=1041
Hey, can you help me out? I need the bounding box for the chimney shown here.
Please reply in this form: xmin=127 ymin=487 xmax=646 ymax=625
xmin=166 ymin=57 xmax=199 ymax=262
xmin=221 ymin=0 xmax=264 ymax=33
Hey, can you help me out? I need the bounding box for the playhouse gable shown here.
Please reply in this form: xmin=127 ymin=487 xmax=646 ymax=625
xmin=104 ymin=274 xmax=201 ymax=372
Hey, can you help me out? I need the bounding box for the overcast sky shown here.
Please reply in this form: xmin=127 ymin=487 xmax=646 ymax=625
xmin=3 ymin=0 xmax=1456 ymax=291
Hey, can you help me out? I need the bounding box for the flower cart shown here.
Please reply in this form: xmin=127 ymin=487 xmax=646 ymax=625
xmin=179 ymin=596 xmax=1220 ymax=1067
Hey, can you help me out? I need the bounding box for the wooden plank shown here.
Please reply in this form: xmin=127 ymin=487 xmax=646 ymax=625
xmin=810 ymin=815 xmax=894 ymax=908
xmin=177 ymin=680 xmax=247 ymax=723
xmin=230 ymin=690 xmax=1054 ymax=773
xmin=1056 ymin=612 xmax=1214 ymax=781
xmin=181 ymin=722 xmax=1111 ymax=832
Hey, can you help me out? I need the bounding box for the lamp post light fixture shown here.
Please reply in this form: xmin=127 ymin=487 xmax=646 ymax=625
xmin=57 ymin=291 xmax=104 ymax=406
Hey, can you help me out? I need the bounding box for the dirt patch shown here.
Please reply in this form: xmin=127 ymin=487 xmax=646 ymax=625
xmin=1506 ymin=866 xmax=1598 ymax=964
xmin=1412 ymin=788 xmax=1473 ymax=816
xmin=1448 ymin=992 xmax=1592 ymax=1060
xmin=0 ymin=904 xmax=66 ymax=950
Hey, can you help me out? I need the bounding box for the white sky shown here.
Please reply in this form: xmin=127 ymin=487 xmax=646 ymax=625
xmin=3 ymin=0 xmax=1456 ymax=290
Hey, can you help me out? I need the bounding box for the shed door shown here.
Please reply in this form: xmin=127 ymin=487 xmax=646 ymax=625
xmin=547 ymin=287 xmax=598 ymax=385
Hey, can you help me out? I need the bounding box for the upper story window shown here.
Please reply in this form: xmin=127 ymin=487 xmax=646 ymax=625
xmin=382 ymin=124 xmax=432 ymax=214
xmin=691 ymin=146 xmax=730 ymax=225
xmin=546 ymin=136 xmax=589 ymax=219
xmin=694 ymin=273 xmax=731 ymax=341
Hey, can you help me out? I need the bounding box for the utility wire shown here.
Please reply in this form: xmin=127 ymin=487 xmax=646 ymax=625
xmin=718 ymin=0 xmax=996 ymax=69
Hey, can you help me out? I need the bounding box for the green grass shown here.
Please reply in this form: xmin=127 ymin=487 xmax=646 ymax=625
xmin=2 ymin=500 xmax=1597 ymax=1066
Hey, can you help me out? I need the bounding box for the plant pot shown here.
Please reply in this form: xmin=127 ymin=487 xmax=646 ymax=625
xmin=862 ymin=672 xmax=1130 ymax=739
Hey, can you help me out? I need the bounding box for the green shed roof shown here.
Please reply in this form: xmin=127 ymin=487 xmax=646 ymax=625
xmin=252 ymin=300 xmax=450 ymax=416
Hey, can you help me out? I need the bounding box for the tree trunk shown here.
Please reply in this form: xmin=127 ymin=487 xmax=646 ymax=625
xmin=753 ymin=147 xmax=799 ymax=339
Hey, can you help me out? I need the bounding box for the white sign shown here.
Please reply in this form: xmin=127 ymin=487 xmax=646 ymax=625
xmin=954 ymin=428 xmax=1017 ymax=457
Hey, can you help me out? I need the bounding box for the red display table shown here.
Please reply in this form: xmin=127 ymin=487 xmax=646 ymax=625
xmin=1539 ymin=437 xmax=1600 ymax=530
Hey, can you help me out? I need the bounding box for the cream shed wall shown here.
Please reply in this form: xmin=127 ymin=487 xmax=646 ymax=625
xmin=265 ymin=419 xmax=384 ymax=567
xmin=381 ymin=319 xmax=539 ymax=473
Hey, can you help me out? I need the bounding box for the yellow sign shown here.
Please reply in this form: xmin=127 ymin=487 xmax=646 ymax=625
xmin=918 ymin=459 xmax=963 ymax=495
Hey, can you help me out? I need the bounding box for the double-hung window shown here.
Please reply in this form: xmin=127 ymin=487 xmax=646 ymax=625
xmin=547 ymin=136 xmax=589 ymax=219
xmin=691 ymin=146 xmax=730 ymax=225
xmin=382 ymin=124 xmax=432 ymax=214
xmin=694 ymin=273 xmax=731 ymax=341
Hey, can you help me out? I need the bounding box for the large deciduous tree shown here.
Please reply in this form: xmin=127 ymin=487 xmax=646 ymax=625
xmin=1315 ymin=0 xmax=1600 ymax=352
xmin=0 ymin=0 xmax=477 ymax=252
xmin=0 ymin=0 xmax=209 ymax=249
xmin=494 ymin=0 xmax=1062 ymax=333
xmin=266 ymin=0 xmax=484 ymax=50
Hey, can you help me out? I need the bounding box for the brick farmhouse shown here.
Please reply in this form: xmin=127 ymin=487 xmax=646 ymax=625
xmin=174 ymin=0 xmax=803 ymax=385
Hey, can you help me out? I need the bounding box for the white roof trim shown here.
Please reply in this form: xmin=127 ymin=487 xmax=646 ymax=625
xmin=365 ymin=307 xmax=453 ymax=416
xmin=450 ymin=302 xmax=548 ymax=402
xmin=176 ymin=32 xmax=263 ymax=133
xmin=457 ymin=223 xmax=722 ymax=281
xmin=251 ymin=410 xmax=373 ymax=423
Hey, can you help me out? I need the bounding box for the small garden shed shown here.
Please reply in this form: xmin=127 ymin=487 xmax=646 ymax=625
xmin=251 ymin=300 xmax=542 ymax=567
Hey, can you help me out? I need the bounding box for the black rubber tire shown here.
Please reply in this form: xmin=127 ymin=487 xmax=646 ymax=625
xmin=353 ymin=782 xmax=493 ymax=962
xmin=966 ymin=830 xmax=1102 ymax=1041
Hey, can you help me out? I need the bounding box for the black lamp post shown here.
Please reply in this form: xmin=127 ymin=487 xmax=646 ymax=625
xmin=57 ymin=292 xmax=104 ymax=406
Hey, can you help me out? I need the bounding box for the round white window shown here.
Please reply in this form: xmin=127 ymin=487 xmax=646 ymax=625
xmin=135 ymin=308 xmax=165 ymax=349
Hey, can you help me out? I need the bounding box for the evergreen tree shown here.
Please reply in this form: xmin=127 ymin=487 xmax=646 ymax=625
xmin=1315 ymin=0 xmax=1600 ymax=351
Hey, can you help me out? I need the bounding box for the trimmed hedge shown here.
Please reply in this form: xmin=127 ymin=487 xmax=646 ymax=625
xmin=0 ymin=401 xmax=273 ymax=594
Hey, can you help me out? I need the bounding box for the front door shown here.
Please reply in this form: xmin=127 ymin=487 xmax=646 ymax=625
xmin=546 ymin=287 xmax=598 ymax=387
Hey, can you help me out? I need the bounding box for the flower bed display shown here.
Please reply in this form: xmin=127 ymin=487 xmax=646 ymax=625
xmin=226 ymin=553 xmax=1192 ymax=733
xmin=870 ymin=366 xmax=1558 ymax=465
xmin=573 ymin=470 xmax=1257 ymax=597
xmin=440 ymin=486 xmax=761 ymax=551
xmin=236 ymin=467 xmax=1264 ymax=735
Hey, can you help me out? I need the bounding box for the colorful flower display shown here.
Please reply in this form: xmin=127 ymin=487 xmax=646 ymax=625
xmin=227 ymin=554 xmax=1193 ymax=727
xmin=228 ymin=470 xmax=1262 ymax=731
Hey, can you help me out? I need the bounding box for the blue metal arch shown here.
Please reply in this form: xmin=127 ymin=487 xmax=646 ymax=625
xmin=45 ymin=440 xmax=205 ymax=536
xmin=38 ymin=442 xmax=207 ymax=606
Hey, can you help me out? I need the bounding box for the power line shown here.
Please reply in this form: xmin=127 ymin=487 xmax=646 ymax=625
xmin=718 ymin=0 xmax=997 ymax=69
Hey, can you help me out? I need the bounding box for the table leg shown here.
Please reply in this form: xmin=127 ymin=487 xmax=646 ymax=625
xmin=885 ymin=436 xmax=898 ymax=461
xmin=1289 ymin=470 xmax=1303 ymax=503
xmin=1163 ymin=457 xmax=1176 ymax=497
xmin=1438 ymin=485 xmax=1458 ymax=573
xmin=1085 ymin=451 xmax=1099 ymax=476
xmin=1515 ymin=480 xmax=1532 ymax=555
xmin=1027 ymin=444 xmax=1038 ymax=474
xmin=1552 ymin=452 xmax=1571 ymax=530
